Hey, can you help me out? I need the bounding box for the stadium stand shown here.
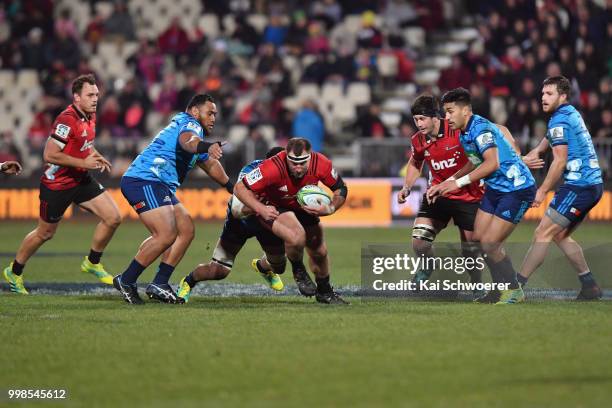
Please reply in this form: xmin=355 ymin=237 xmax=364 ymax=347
xmin=0 ymin=0 xmax=610 ymax=179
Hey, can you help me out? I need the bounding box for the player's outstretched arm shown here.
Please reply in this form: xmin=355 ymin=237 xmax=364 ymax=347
xmin=234 ymin=181 xmax=279 ymax=221
xmin=198 ymin=159 xmax=233 ymax=193
xmin=398 ymin=157 xmax=423 ymax=204
xmin=0 ymin=161 xmax=22 ymax=175
xmin=532 ymin=144 xmax=567 ymax=208
xmin=43 ymin=138 xmax=103 ymax=170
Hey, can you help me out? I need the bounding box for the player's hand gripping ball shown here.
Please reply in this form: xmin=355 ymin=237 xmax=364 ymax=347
xmin=296 ymin=185 xmax=331 ymax=209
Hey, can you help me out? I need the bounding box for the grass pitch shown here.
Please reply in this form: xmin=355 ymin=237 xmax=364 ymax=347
xmin=1 ymin=221 xmax=612 ymax=407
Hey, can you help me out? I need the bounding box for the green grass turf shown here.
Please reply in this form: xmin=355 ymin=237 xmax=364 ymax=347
xmin=1 ymin=220 xmax=612 ymax=285
xmin=2 ymin=221 xmax=612 ymax=407
xmin=1 ymin=295 xmax=612 ymax=407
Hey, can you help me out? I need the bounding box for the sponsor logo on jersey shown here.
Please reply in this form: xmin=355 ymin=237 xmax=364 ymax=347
xmin=502 ymin=210 xmax=511 ymax=218
xmin=570 ymin=207 xmax=581 ymax=216
xmin=245 ymin=168 xmax=263 ymax=185
xmin=550 ymin=126 xmax=564 ymax=141
xmin=278 ymin=185 xmax=288 ymax=192
xmin=55 ymin=124 xmax=71 ymax=139
xmin=134 ymin=201 xmax=146 ymax=210
xmin=331 ymin=167 xmax=338 ymax=180
xmin=476 ymin=132 xmax=494 ymax=148
xmin=80 ymin=140 xmax=95 ymax=152
xmin=424 ymin=150 xmax=430 ymax=157
xmin=430 ymin=158 xmax=457 ymax=170
xmin=163 ymin=195 xmax=172 ymax=202
xmin=445 ymin=144 xmax=460 ymax=150
xmin=186 ymin=121 xmax=202 ymax=134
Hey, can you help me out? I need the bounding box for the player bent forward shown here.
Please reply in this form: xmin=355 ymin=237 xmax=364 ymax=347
xmin=176 ymin=147 xmax=288 ymax=302
xmin=234 ymin=138 xmax=349 ymax=304
xmin=4 ymin=74 xmax=121 ymax=294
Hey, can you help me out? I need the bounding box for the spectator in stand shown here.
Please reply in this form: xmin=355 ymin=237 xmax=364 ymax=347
xmin=54 ymin=9 xmax=78 ymax=41
xmin=438 ymin=55 xmax=472 ymax=92
xmin=136 ymin=39 xmax=164 ymax=86
xmin=356 ymin=10 xmax=383 ymax=49
xmin=232 ymin=14 xmax=260 ymax=55
xmin=262 ymin=13 xmax=287 ymax=48
xmin=0 ymin=131 xmax=22 ymax=165
xmin=104 ymin=1 xmax=136 ymax=41
xmin=154 ymin=73 xmax=178 ymax=116
xmin=292 ymin=100 xmax=325 ymax=152
xmin=45 ymin=25 xmax=80 ymax=70
xmin=353 ymin=103 xmax=390 ymax=139
xmin=285 ymin=9 xmax=309 ymax=55
xmin=20 ymin=27 xmax=45 ymax=70
xmin=304 ymin=21 xmax=330 ymax=55
xmin=158 ymin=17 xmax=189 ymax=62
xmin=98 ymin=95 xmax=125 ymax=137
xmin=27 ymin=111 xmax=53 ymax=155
xmin=84 ymin=12 xmax=105 ymax=52
xmin=596 ymin=109 xmax=612 ymax=139
xmin=310 ymin=0 xmax=342 ymax=29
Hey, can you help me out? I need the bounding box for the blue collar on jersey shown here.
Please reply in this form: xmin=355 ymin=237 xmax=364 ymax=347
xmin=553 ymin=103 xmax=570 ymax=114
xmin=461 ymin=114 xmax=475 ymax=135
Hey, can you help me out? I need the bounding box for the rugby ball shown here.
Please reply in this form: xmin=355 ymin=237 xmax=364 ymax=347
xmin=296 ymin=185 xmax=331 ymax=208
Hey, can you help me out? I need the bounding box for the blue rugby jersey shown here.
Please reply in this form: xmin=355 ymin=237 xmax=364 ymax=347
xmin=460 ymin=114 xmax=535 ymax=192
xmin=124 ymin=112 xmax=209 ymax=192
xmin=547 ymin=104 xmax=602 ymax=186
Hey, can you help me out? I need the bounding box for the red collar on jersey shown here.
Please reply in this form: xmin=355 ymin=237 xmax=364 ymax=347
xmin=71 ymin=104 xmax=91 ymax=121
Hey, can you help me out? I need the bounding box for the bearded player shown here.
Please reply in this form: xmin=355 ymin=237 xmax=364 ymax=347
xmin=176 ymin=147 xmax=287 ymax=302
xmin=3 ymin=74 xmax=121 ymax=294
xmin=428 ymin=88 xmax=537 ymax=305
xmin=234 ymin=138 xmax=349 ymax=304
xmin=398 ymin=95 xmax=485 ymax=293
xmin=518 ymin=76 xmax=604 ymax=300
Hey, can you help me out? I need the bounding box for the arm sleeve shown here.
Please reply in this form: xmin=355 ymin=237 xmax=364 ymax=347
xmin=49 ymin=115 xmax=75 ymax=150
xmin=474 ymin=126 xmax=498 ymax=155
xmin=546 ymin=122 xmax=569 ymax=146
xmin=242 ymin=158 xmax=278 ymax=193
xmin=179 ymin=120 xmax=204 ymax=139
xmin=317 ymin=154 xmax=340 ymax=189
xmin=411 ymin=143 xmax=425 ymax=167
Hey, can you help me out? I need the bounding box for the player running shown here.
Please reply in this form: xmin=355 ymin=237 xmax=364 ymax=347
xmin=428 ymin=88 xmax=537 ymax=304
xmin=3 ymin=74 xmax=121 ymax=294
xmin=114 ymin=94 xmax=228 ymax=305
xmin=518 ymin=76 xmax=604 ymax=300
xmin=176 ymin=147 xmax=287 ymax=302
xmin=0 ymin=161 xmax=22 ymax=175
xmin=398 ymin=95 xmax=484 ymax=292
xmin=234 ymin=138 xmax=349 ymax=304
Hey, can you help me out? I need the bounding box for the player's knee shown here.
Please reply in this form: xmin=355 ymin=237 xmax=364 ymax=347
xmin=36 ymin=227 xmax=56 ymax=242
xmin=534 ymin=224 xmax=554 ymax=242
xmin=157 ymin=230 xmax=178 ymax=248
xmin=310 ymin=244 xmax=328 ymax=263
xmin=412 ymin=224 xmax=436 ymax=253
xmin=285 ymin=227 xmax=306 ymax=248
xmin=105 ymin=213 xmax=122 ymax=229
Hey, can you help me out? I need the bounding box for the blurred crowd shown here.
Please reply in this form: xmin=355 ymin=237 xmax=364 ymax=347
xmin=0 ymin=0 xmax=610 ymax=179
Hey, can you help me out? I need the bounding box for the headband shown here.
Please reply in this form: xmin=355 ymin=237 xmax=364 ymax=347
xmin=287 ymin=152 xmax=311 ymax=164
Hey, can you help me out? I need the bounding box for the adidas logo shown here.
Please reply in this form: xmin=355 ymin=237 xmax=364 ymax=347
xmin=278 ymin=185 xmax=288 ymax=192
xmin=502 ymin=210 xmax=511 ymax=218
xmin=81 ymin=129 xmax=88 ymax=137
